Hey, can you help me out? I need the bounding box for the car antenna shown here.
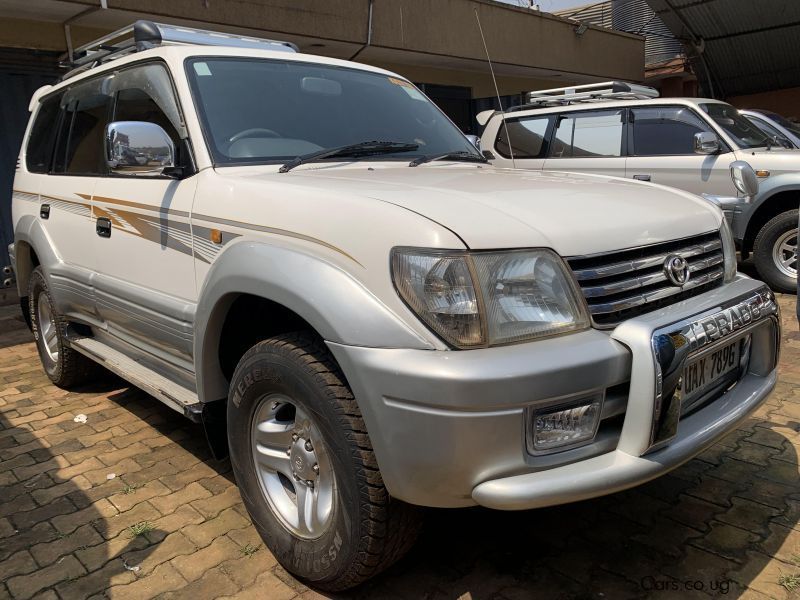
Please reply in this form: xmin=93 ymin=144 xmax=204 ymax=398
xmin=475 ymin=9 xmax=515 ymax=167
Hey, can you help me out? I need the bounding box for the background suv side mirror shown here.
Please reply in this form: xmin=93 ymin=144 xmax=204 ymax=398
xmin=465 ymin=134 xmax=481 ymax=149
xmin=693 ymin=131 xmax=720 ymax=155
xmin=105 ymin=121 xmax=175 ymax=176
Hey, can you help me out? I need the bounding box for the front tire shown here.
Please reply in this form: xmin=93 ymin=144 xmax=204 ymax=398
xmin=227 ymin=332 xmax=421 ymax=591
xmin=28 ymin=267 xmax=98 ymax=387
xmin=753 ymin=209 xmax=798 ymax=293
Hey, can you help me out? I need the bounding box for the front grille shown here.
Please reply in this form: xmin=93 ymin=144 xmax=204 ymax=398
xmin=567 ymin=232 xmax=725 ymax=327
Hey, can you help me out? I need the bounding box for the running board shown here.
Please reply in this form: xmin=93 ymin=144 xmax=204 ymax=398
xmin=69 ymin=337 xmax=202 ymax=420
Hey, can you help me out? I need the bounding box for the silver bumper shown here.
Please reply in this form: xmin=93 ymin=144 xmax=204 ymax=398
xmin=329 ymin=276 xmax=778 ymax=509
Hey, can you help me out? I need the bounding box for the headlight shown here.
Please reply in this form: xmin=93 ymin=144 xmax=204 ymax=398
xmin=391 ymin=247 xmax=590 ymax=348
xmin=720 ymin=218 xmax=737 ymax=283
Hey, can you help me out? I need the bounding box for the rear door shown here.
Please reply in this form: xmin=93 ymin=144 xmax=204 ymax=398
xmin=624 ymin=105 xmax=737 ymax=196
xmin=37 ymin=77 xmax=112 ymax=322
xmin=543 ymin=108 xmax=627 ymax=177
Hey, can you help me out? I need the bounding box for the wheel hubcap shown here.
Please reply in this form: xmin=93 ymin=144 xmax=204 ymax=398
xmin=772 ymin=228 xmax=798 ymax=278
xmin=250 ymin=395 xmax=335 ymax=539
xmin=37 ymin=292 xmax=59 ymax=362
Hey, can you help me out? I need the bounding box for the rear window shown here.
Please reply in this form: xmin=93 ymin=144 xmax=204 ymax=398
xmin=26 ymin=95 xmax=61 ymax=173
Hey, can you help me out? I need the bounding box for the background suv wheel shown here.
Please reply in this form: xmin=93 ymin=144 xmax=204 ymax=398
xmin=753 ymin=209 xmax=798 ymax=293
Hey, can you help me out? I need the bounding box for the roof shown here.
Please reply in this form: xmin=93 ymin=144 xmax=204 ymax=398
xmin=643 ymin=0 xmax=800 ymax=98
xmin=492 ymin=95 xmax=722 ymax=119
xmin=42 ymin=44 xmax=402 ymax=96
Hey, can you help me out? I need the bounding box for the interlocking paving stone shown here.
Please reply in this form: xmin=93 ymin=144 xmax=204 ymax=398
xmin=1 ymin=294 xmax=799 ymax=599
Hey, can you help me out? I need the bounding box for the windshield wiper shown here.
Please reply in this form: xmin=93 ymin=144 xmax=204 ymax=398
xmin=408 ymin=151 xmax=489 ymax=167
xmin=279 ymin=141 xmax=419 ymax=173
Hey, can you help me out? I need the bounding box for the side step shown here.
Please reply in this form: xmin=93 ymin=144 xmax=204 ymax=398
xmin=69 ymin=337 xmax=203 ymax=420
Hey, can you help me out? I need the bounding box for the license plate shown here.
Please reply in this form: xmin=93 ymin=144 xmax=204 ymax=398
xmin=682 ymin=339 xmax=742 ymax=405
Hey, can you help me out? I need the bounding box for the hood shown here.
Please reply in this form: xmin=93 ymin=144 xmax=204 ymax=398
xmin=220 ymin=164 xmax=722 ymax=257
xmin=735 ymin=147 xmax=800 ymax=174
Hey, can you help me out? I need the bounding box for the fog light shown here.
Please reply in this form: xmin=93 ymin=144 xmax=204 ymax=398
xmin=529 ymin=397 xmax=602 ymax=453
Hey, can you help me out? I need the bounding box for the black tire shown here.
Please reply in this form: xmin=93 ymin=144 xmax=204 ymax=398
xmin=227 ymin=332 xmax=422 ymax=591
xmin=28 ymin=267 xmax=98 ymax=387
xmin=753 ymin=209 xmax=798 ymax=293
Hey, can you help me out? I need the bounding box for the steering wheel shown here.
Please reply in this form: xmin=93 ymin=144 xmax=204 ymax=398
xmin=228 ymin=128 xmax=280 ymax=143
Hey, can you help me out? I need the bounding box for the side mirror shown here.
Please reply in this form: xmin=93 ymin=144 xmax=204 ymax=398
xmin=465 ymin=134 xmax=481 ymax=149
xmin=105 ymin=121 xmax=175 ymax=176
xmin=729 ymin=160 xmax=759 ymax=200
xmin=693 ymin=131 xmax=720 ymax=155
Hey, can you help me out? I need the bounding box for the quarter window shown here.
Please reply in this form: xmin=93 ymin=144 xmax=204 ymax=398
xmin=630 ymin=107 xmax=708 ymax=156
xmin=26 ymin=95 xmax=62 ymax=173
xmin=550 ymin=110 xmax=623 ymax=158
xmin=495 ymin=116 xmax=552 ymax=159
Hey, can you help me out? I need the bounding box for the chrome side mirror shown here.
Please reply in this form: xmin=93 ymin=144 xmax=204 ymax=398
xmin=465 ymin=134 xmax=481 ymax=149
xmin=729 ymin=160 xmax=759 ymax=200
xmin=105 ymin=121 xmax=175 ymax=176
xmin=693 ymin=131 xmax=720 ymax=155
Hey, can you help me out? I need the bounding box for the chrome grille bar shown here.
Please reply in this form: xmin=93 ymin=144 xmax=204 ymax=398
xmin=567 ymin=232 xmax=725 ymax=327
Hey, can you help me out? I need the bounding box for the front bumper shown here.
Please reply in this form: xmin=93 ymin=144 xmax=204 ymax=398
xmin=328 ymin=276 xmax=779 ymax=509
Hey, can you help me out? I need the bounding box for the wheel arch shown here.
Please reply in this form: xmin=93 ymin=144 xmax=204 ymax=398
xmin=194 ymin=241 xmax=434 ymax=404
xmin=743 ymin=188 xmax=800 ymax=253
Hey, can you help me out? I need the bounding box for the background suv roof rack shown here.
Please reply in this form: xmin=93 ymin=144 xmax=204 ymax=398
xmin=507 ymin=80 xmax=659 ymax=112
xmin=60 ymin=20 xmax=298 ymax=80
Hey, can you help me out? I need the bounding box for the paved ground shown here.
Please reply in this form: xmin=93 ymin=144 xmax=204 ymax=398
xmin=0 ymin=295 xmax=798 ymax=600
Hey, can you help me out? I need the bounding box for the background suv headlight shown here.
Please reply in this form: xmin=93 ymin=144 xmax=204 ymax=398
xmin=720 ymin=218 xmax=737 ymax=283
xmin=391 ymin=247 xmax=590 ymax=348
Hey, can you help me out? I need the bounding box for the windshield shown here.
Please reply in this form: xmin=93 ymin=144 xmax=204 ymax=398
xmin=186 ymin=57 xmax=479 ymax=165
xmin=758 ymin=110 xmax=800 ymax=137
xmin=700 ymin=103 xmax=771 ymax=149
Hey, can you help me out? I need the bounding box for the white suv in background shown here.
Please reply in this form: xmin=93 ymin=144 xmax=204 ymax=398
xmin=480 ymin=82 xmax=800 ymax=292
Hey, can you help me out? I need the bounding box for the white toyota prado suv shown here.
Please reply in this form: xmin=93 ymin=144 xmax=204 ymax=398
xmin=10 ymin=22 xmax=780 ymax=591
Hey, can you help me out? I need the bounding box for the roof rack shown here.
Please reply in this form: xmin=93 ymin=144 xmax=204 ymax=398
xmin=507 ymin=81 xmax=659 ymax=112
xmin=61 ymin=20 xmax=298 ymax=80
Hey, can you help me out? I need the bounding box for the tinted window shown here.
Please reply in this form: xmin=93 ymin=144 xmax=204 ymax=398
xmin=631 ymin=106 xmax=708 ymax=156
xmin=551 ymin=110 xmax=623 ymax=158
xmin=186 ymin=58 xmax=479 ymax=164
xmin=53 ymin=77 xmax=113 ymax=175
xmin=26 ymin=95 xmax=61 ymax=173
xmin=495 ymin=116 xmax=551 ymax=159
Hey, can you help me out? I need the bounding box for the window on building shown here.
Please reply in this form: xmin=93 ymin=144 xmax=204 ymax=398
xmin=630 ymin=106 xmax=709 ymax=156
xmin=550 ymin=110 xmax=623 ymax=158
xmin=495 ymin=116 xmax=552 ymax=159
xmin=26 ymin=94 xmax=62 ymax=173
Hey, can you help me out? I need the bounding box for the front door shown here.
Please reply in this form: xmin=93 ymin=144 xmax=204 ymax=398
xmin=624 ymin=106 xmax=737 ymax=196
xmin=91 ymin=62 xmax=198 ymax=369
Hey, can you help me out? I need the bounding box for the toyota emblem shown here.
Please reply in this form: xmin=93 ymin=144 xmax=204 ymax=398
xmin=663 ymin=254 xmax=690 ymax=286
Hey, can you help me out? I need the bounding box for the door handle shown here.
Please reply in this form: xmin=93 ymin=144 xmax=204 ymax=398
xmin=96 ymin=217 xmax=112 ymax=238
xmin=40 ymin=204 xmax=50 ymax=219
xmin=633 ymin=174 xmax=651 ymax=182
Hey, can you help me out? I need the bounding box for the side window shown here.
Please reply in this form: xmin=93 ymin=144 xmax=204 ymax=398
xmin=551 ymin=110 xmax=624 ymax=158
xmin=26 ymin=94 xmax=62 ymax=173
xmin=630 ymin=107 xmax=708 ymax=156
xmin=495 ymin=116 xmax=552 ymax=159
xmin=110 ymin=63 xmax=186 ymax=154
xmin=53 ymin=77 xmax=113 ymax=175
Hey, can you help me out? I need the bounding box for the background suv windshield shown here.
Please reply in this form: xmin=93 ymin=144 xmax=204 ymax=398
xmin=186 ymin=57 xmax=478 ymax=165
xmin=700 ymin=103 xmax=770 ymax=149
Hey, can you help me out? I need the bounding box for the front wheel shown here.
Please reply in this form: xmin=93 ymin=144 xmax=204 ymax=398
xmin=227 ymin=332 xmax=421 ymax=591
xmin=753 ymin=209 xmax=798 ymax=293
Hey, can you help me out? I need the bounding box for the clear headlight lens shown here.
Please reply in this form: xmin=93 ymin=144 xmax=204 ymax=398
xmin=720 ymin=218 xmax=737 ymax=283
xmin=391 ymin=247 xmax=590 ymax=348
